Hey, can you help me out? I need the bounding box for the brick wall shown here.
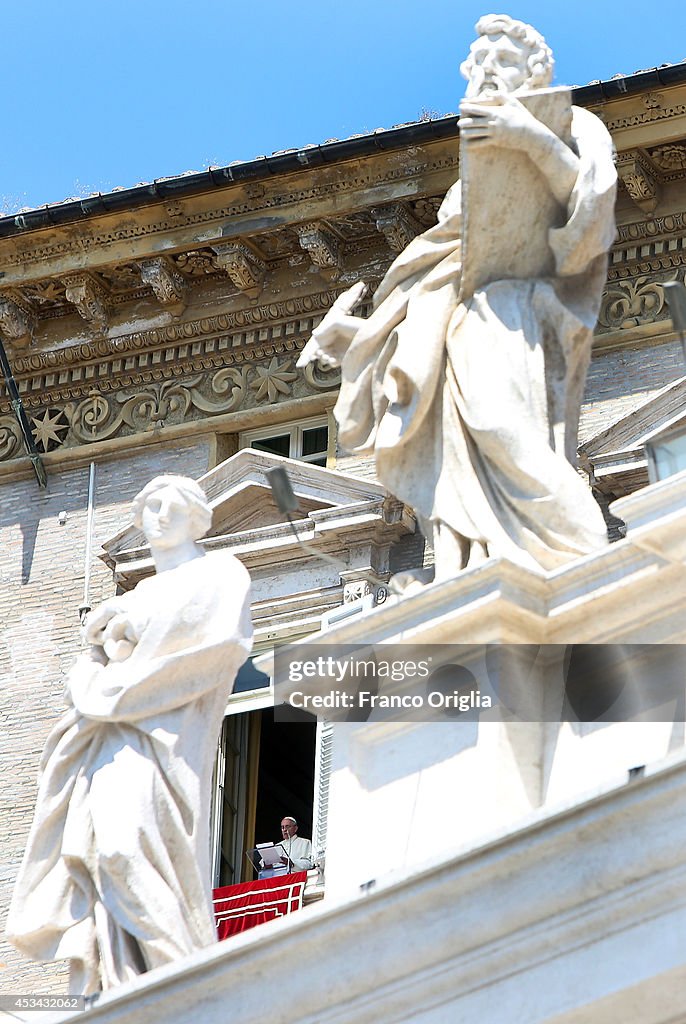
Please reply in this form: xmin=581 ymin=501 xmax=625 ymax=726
xmin=580 ymin=336 xmax=685 ymax=442
xmin=0 ymin=440 xmax=210 ymax=992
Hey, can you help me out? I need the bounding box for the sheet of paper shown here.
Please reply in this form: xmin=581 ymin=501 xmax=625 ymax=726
xmin=255 ymin=843 xmax=286 ymax=866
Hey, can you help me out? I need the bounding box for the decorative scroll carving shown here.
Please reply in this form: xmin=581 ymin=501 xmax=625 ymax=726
xmin=616 ymin=150 xmax=661 ymax=213
xmin=0 ymin=294 xmax=35 ymax=348
xmin=302 ymin=359 xmax=341 ymax=390
xmin=649 ymin=144 xmax=686 ymax=172
xmin=0 ymin=417 xmax=23 ymax=460
xmin=70 ymin=391 xmax=120 ymax=443
xmin=211 ymin=243 xmax=266 ymax=299
xmin=297 ymin=223 xmax=341 ymax=278
xmin=59 ymin=359 xmax=296 ymax=451
xmin=188 ymin=367 xmax=249 ymax=414
xmin=372 ymin=203 xmax=421 ymax=252
xmin=598 ymin=274 xmax=674 ymax=331
xmin=138 ymin=258 xmax=188 ymax=313
xmin=62 ymin=274 xmax=110 ymax=333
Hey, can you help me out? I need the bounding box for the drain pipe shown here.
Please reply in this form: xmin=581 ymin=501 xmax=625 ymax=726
xmin=79 ymin=462 xmax=96 ymax=623
xmin=0 ymin=337 xmax=47 ymax=488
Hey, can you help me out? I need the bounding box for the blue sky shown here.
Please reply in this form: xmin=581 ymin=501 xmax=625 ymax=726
xmin=2 ymin=0 xmax=686 ymax=213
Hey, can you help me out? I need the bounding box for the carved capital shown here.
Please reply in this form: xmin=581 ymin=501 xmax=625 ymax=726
xmin=617 ymin=149 xmax=661 ymax=213
xmin=62 ymin=273 xmax=110 ymax=334
xmin=297 ymin=222 xmax=340 ymax=278
xmin=138 ymin=257 xmax=187 ymax=313
xmin=211 ymin=242 xmax=266 ymax=299
xmin=0 ymin=292 xmax=35 ymax=348
xmin=372 ymin=203 xmax=421 ymax=252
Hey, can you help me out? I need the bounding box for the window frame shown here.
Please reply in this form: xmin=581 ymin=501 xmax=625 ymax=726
xmin=240 ymin=414 xmax=330 ymax=466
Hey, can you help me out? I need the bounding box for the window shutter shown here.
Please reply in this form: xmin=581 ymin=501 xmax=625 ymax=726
xmin=312 ymin=719 xmax=334 ymax=856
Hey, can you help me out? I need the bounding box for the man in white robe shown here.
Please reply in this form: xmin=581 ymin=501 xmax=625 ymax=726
xmin=279 ymin=817 xmax=314 ymax=871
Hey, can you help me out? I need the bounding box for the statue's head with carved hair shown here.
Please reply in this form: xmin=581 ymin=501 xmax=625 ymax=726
xmin=132 ymin=474 xmax=213 ymax=544
xmin=461 ymin=14 xmax=554 ymax=99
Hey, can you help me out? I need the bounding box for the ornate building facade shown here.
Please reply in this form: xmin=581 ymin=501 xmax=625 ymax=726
xmin=2 ymin=60 xmax=686 ymax=1020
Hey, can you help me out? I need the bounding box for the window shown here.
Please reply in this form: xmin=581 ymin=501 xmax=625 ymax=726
xmin=211 ymin=655 xmax=327 ymax=888
xmin=240 ymin=416 xmax=329 ymax=467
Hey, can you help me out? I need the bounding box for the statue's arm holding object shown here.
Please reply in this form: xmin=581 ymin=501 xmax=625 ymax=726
xmin=459 ymin=93 xmax=579 ymax=208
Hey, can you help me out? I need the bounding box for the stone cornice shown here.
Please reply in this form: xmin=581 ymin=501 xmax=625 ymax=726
xmin=0 ymin=144 xmax=458 ymax=286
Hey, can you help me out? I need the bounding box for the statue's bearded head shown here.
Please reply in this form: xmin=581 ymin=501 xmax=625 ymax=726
xmin=460 ymin=14 xmax=554 ymax=99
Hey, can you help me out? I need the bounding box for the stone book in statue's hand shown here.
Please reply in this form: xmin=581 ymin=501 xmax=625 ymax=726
xmin=459 ymin=86 xmax=572 ymax=302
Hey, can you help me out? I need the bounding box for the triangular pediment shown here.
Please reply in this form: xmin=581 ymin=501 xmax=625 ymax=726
xmin=580 ymin=375 xmax=686 ymax=458
xmin=101 ymin=449 xmax=391 ymax=566
xmin=579 ymin=375 xmax=686 ymax=497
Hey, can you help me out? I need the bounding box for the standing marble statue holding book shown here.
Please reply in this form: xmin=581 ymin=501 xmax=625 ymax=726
xmin=6 ymin=475 xmax=253 ymax=994
xmin=298 ymin=14 xmax=617 ymax=580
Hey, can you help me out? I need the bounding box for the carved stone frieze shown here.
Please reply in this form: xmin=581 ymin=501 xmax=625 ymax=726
xmin=7 ymin=286 xmax=349 ymax=395
xmin=648 ymin=143 xmax=686 ymax=173
xmin=598 ymin=272 xmax=678 ymax=332
xmin=0 ymin=331 xmax=342 ymax=460
xmin=372 ymin=203 xmax=422 ymax=252
xmin=22 ymin=356 xmax=340 ymax=456
xmin=0 ymin=293 xmax=36 ymax=348
xmin=62 ymin=273 xmax=111 ymax=334
xmin=297 ymin=223 xmax=341 ymax=278
xmin=211 ymin=243 xmax=266 ymax=299
xmin=605 ymin=92 xmax=686 ymax=132
xmin=616 ymin=149 xmax=661 ymax=213
xmin=138 ymin=257 xmax=188 ymax=313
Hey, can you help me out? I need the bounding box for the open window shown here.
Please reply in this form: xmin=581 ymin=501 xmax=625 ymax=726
xmin=210 ymin=658 xmax=324 ymax=888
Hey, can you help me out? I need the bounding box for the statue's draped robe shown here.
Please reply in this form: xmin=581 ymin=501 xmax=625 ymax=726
xmin=332 ymin=106 xmax=617 ymax=573
xmin=6 ymin=550 xmax=252 ymax=993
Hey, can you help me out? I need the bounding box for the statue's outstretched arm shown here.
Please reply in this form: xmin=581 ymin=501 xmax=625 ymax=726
xmin=296 ymin=281 xmax=368 ymax=369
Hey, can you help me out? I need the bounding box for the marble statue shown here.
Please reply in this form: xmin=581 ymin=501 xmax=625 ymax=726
xmin=298 ymin=14 xmax=617 ymax=580
xmin=6 ymin=475 xmax=253 ymax=994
